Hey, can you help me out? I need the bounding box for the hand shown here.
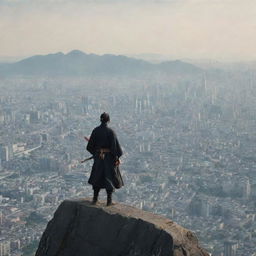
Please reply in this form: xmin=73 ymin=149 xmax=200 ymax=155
xmin=115 ymin=159 xmax=121 ymax=166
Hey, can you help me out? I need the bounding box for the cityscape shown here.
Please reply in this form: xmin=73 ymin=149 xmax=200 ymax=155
xmin=0 ymin=64 xmax=256 ymax=256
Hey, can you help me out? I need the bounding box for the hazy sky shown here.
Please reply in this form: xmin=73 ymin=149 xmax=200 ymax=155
xmin=0 ymin=0 xmax=256 ymax=61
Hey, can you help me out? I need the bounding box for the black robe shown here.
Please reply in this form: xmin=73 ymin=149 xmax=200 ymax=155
xmin=86 ymin=123 xmax=124 ymax=190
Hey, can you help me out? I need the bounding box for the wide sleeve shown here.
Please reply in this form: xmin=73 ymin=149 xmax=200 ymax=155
xmin=86 ymin=129 xmax=96 ymax=155
xmin=115 ymin=137 xmax=123 ymax=158
xmin=109 ymin=129 xmax=123 ymax=158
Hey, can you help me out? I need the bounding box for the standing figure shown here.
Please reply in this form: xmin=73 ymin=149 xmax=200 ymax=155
xmin=86 ymin=112 xmax=124 ymax=206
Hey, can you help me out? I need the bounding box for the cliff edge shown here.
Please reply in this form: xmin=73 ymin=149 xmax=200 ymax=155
xmin=35 ymin=199 xmax=209 ymax=256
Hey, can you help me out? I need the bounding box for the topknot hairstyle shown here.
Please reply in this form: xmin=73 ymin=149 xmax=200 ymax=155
xmin=100 ymin=112 xmax=110 ymax=123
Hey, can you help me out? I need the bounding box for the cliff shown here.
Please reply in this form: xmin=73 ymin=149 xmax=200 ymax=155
xmin=35 ymin=199 xmax=209 ymax=256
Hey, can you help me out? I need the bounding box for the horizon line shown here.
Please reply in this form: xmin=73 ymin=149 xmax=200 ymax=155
xmin=0 ymin=50 xmax=256 ymax=65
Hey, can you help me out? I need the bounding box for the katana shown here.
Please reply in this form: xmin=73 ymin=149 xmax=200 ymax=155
xmin=80 ymin=156 xmax=93 ymax=163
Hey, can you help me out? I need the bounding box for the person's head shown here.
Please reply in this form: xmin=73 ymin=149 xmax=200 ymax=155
xmin=100 ymin=112 xmax=110 ymax=124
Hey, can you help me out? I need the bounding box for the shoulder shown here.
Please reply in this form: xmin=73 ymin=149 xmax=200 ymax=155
xmin=91 ymin=126 xmax=101 ymax=134
xmin=95 ymin=125 xmax=100 ymax=130
xmin=107 ymin=126 xmax=114 ymax=132
xmin=106 ymin=126 xmax=116 ymax=136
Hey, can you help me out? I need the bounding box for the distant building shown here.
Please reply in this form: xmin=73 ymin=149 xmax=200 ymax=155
xmin=0 ymin=144 xmax=9 ymax=162
xmin=0 ymin=114 xmax=4 ymax=124
xmin=24 ymin=113 xmax=30 ymax=124
xmin=10 ymin=240 xmax=21 ymax=251
xmin=4 ymin=109 xmax=15 ymax=123
xmin=39 ymin=157 xmax=51 ymax=171
xmin=224 ymin=241 xmax=238 ymax=256
xmin=81 ymin=96 xmax=90 ymax=113
xmin=244 ymin=178 xmax=251 ymax=199
xmin=0 ymin=211 xmax=3 ymax=225
xmin=250 ymin=183 xmax=256 ymax=198
xmin=39 ymin=157 xmax=60 ymax=172
xmin=188 ymin=195 xmax=212 ymax=217
xmin=40 ymin=133 xmax=48 ymax=143
xmin=201 ymin=200 xmax=211 ymax=218
xmin=0 ymin=239 xmax=10 ymax=256
xmin=29 ymin=110 xmax=40 ymax=123
xmin=7 ymin=144 xmax=13 ymax=160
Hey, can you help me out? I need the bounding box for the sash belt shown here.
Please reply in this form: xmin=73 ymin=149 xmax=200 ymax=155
xmin=97 ymin=148 xmax=111 ymax=160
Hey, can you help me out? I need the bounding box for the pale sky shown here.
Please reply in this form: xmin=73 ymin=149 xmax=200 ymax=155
xmin=0 ymin=0 xmax=256 ymax=61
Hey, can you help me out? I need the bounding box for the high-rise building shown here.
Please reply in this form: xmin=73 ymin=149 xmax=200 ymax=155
xmin=0 ymin=114 xmax=4 ymax=124
xmin=0 ymin=211 xmax=3 ymax=225
xmin=29 ymin=110 xmax=40 ymax=123
xmin=40 ymin=133 xmax=48 ymax=143
xmin=224 ymin=241 xmax=238 ymax=256
xmin=251 ymin=183 xmax=256 ymax=198
xmin=0 ymin=144 xmax=9 ymax=162
xmin=244 ymin=178 xmax=251 ymax=199
xmin=7 ymin=144 xmax=13 ymax=160
xmin=201 ymin=200 xmax=211 ymax=218
xmin=0 ymin=240 xmax=10 ymax=256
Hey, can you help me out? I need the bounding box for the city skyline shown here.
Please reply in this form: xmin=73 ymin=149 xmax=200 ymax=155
xmin=1 ymin=64 xmax=256 ymax=255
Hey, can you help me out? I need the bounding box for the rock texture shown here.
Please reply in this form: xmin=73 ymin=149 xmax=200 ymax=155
xmin=35 ymin=200 xmax=209 ymax=256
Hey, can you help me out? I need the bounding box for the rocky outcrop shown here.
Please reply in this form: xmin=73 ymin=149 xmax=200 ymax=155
xmin=35 ymin=200 xmax=209 ymax=256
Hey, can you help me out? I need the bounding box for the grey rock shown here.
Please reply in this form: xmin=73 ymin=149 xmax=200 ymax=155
xmin=35 ymin=200 xmax=209 ymax=256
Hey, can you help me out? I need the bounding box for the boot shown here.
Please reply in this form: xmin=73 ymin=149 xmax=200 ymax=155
xmin=106 ymin=190 xmax=113 ymax=206
xmin=92 ymin=188 xmax=100 ymax=205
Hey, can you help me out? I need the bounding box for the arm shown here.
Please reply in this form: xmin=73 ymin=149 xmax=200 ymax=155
xmin=109 ymin=129 xmax=123 ymax=160
xmin=86 ymin=129 xmax=96 ymax=155
xmin=115 ymin=137 xmax=123 ymax=158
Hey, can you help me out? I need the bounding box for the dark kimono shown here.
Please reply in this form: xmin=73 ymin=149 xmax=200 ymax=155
xmin=86 ymin=123 xmax=124 ymax=190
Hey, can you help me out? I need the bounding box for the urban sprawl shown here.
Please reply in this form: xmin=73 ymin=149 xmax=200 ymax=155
xmin=0 ymin=71 xmax=256 ymax=256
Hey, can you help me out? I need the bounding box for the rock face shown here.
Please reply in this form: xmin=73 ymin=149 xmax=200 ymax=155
xmin=35 ymin=200 xmax=209 ymax=256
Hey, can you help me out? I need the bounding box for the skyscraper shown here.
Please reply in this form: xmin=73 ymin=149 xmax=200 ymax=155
xmin=0 ymin=144 xmax=9 ymax=162
xmin=224 ymin=241 xmax=238 ymax=256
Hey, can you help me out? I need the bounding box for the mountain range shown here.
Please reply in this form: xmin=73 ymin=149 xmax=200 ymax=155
xmin=0 ymin=50 xmax=202 ymax=77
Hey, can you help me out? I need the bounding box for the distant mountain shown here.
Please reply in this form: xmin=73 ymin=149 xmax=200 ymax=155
xmin=0 ymin=50 xmax=202 ymax=77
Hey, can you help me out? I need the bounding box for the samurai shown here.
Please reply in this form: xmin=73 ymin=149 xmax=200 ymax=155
xmin=86 ymin=112 xmax=124 ymax=206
